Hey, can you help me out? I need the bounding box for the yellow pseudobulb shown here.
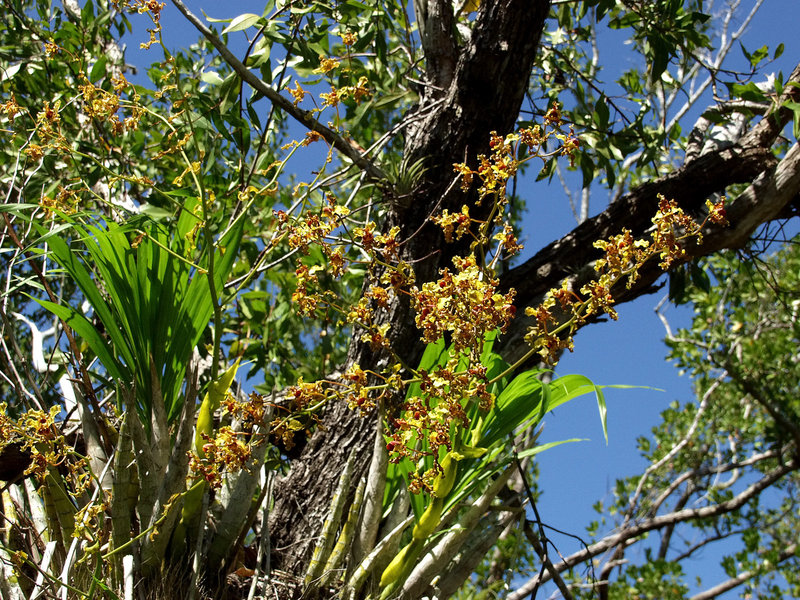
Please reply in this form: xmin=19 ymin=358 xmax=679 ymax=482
xmin=194 ymin=358 xmax=241 ymax=456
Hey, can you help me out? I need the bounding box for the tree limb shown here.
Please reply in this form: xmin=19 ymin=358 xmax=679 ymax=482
xmin=649 ymin=447 xmax=785 ymax=519
xmin=688 ymin=543 xmax=798 ymax=600
xmin=412 ymin=0 xmax=458 ymax=90
xmin=506 ymin=459 xmax=798 ymax=600
xmin=498 ymin=61 xmax=800 ymax=364
xmin=523 ymin=520 xmax=575 ymax=600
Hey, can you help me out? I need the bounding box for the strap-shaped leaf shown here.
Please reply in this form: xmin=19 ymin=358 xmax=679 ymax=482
xmin=43 ymin=232 xmax=137 ymax=373
xmin=478 ymin=369 xmax=545 ymax=449
xmin=548 ymin=373 xmax=608 ymax=442
xmin=33 ymin=298 xmax=129 ymax=383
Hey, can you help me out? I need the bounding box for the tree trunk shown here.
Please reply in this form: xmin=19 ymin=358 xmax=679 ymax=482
xmin=268 ymin=0 xmax=554 ymax=578
xmin=267 ymin=1 xmax=800 ymax=587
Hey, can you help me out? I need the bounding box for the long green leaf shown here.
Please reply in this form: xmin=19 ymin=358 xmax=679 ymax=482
xmin=548 ymin=374 xmax=611 ymax=442
xmin=515 ymin=438 xmax=586 ymax=460
xmin=478 ymin=370 xmax=545 ymax=449
xmin=34 ymin=298 xmax=129 ymax=383
xmin=45 ymin=231 xmax=137 ymax=372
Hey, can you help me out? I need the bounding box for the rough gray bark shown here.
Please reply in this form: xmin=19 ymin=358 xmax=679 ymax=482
xmin=497 ymin=62 xmax=800 ymax=362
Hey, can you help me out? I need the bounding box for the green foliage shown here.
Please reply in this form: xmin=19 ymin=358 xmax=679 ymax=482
xmin=37 ymin=207 xmax=243 ymax=423
xmin=534 ymin=0 xmax=783 ymax=197
xmin=608 ymin=555 xmax=689 ymax=600
xmin=0 ymin=0 xmax=796 ymax=599
xmin=580 ymin=239 xmax=800 ymax=598
xmin=669 ymin=244 xmax=800 ymax=449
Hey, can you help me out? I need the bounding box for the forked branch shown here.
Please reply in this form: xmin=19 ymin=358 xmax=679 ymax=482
xmin=506 ymin=459 xmax=798 ymax=600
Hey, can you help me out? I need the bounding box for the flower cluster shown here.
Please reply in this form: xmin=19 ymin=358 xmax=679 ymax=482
xmin=34 ymin=101 xmax=65 ymax=146
xmin=472 ymin=131 xmax=520 ymax=199
xmin=452 ymin=108 xmax=575 ymax=202
xmin=282 ymin=195 xmax=354 ymax=315
xmin=353 ymin=222 xmax=401 ymax=259
xmin=79 ymin=81 xmax=120 ymax=121
xmin=650 ymin=196 xmax=727 ymax=269
xmin=292 ymin=264 xmax=323 ymax=316
xmin=412 ymin=255 xmax=515 ymax=352
xmin=222 ymin=391 xmax=271 ymax=428
xmin=343 ymin=363 xmax=371 ymax=410
xmin=431 ymin=205 xmax=472 ymax=242
xmin=385 ymin=360 xmax=493 ymax=493
xmin=360 ymin=322 xmax=391 ymax=351
xmin=290 ymin=81 xmax=309 ymax=106
xmin=522 ymin=195 xmax=728 ymax=364
xmin=12 ymin=53 xmax=145 ymax=181
xmin=189 ymin=426 xmax=252 ymax=489
xmin=78 ymin=74 xmax=143 ymax=135
xmin=340 ymin=31 xmax=358 ymax=47
xmin=493 ymin=224 xmax=524 ymax=255
xmin=113 ymin=0 xmax=165 ymax=49
xmin=319 ymin=77 xmax=370 ymax=108
xmin=1 ymin=93 xmax=21 ymax=121
xmin=73 ymin=498 xmax=109 ymax=543
xmin=314 ymin=56 xmax=341 ymax=75
xmin=44 ymin=39 xmax=60 ymax=57
xmin=286 ymin=197 xmax=350 ymax=254
xmin=260 ymin=378 xmax=330 ymax=451
xmin=0 ymin=404 xmax=88 ymax=489
xmin=308 ymin=34 xmax=370 ymax=107
xmin=40 ymin=186 xmax=79 ymax=217
xmin=284 ymin=377 xmax=327 ymax=410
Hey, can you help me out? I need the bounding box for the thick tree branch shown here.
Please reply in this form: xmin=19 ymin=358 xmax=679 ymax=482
xmin=412 ymin=0 xmax=458 ymax=90
xmin=497 ymin=142 xmax=772 ymax=361
xmin=506 ymin=459 xmax=798 ymax=600
xmin=169 ymin=0 xmax=389 ymax=183
xmin=498 ymin=61 xmax=800 ymax=363
xmin=699 ymin=142 xmax=800 ymax=253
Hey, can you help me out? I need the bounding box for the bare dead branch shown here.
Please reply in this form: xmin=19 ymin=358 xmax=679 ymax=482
xmin=522 ymin=521 xmax=575 ymax=600
xmin=688 ymin=543 xmax=798 ymax=600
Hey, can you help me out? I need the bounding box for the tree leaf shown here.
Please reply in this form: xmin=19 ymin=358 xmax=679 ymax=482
xmin=222 ymin=13 xmax=260 ymax=35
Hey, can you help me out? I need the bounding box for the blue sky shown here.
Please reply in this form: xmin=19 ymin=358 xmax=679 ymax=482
xmin=119 ymin=1 xmax=800 ymax=596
